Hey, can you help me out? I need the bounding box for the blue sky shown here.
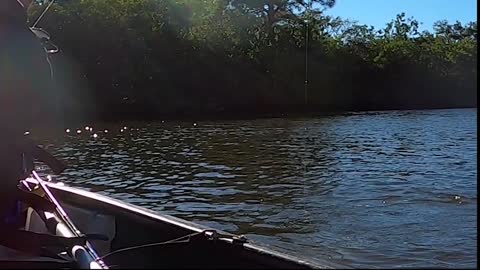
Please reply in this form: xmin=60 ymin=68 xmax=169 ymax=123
xmin=324 ymin=0 xmax=477 ymax=31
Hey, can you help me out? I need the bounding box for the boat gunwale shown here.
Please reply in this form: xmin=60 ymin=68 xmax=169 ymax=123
xmin=24 ymin=178 xmax=345 ymax=269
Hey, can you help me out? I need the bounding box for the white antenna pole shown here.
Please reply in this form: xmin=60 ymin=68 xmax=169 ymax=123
xmin=304 ymin=19 xmax=309 ymax=107
xmin=304 ymin=0 xmax=311 ymax=107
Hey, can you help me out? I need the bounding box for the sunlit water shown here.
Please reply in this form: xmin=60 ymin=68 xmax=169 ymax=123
xmin=35 ymin=109 xmax=477 ymax=268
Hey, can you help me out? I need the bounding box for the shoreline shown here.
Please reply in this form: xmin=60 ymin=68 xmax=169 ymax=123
xmin=56 ymin=105 xmax=477 ymax=127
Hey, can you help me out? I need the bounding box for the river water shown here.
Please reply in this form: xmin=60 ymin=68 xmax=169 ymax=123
xmin=36 ymin=108 xmax=477 ymax=268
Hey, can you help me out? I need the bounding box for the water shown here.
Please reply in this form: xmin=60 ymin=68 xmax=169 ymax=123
xmin=35 ymin=109 xmax=477 ymax=268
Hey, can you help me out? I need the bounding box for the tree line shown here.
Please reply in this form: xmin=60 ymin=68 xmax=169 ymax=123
xmin=29 ymin=0 xmax=477 ymax=122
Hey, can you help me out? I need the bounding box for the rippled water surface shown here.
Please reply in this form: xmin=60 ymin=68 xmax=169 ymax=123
xmin=36 ymin=109 xmax=477 ymax=268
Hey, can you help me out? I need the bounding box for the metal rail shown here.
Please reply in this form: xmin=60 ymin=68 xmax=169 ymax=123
xmin=31 ymin=171 xmax=108 ymax=269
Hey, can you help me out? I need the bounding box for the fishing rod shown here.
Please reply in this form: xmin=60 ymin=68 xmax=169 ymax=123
xmin=31 ymin=170 xmax=108 ymax=269
xmin=29 ymin=0 xmax=59 ymax=54
xmin=31 ymin=0 xmax=56 ymax=28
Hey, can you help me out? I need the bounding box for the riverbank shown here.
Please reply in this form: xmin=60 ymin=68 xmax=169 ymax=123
xmin=30 ymin=1 xmax=476 ymax=130
xmin=57 ymin=103 xmax=477 ymax=128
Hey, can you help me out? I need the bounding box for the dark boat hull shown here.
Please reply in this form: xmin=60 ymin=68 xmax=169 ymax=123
xmin=24 ymin=180 xmax=344 ymax=269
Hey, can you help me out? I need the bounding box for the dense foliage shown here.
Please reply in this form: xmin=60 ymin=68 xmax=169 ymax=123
xmin=30 ymin=0 xmax=477 ymax=121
